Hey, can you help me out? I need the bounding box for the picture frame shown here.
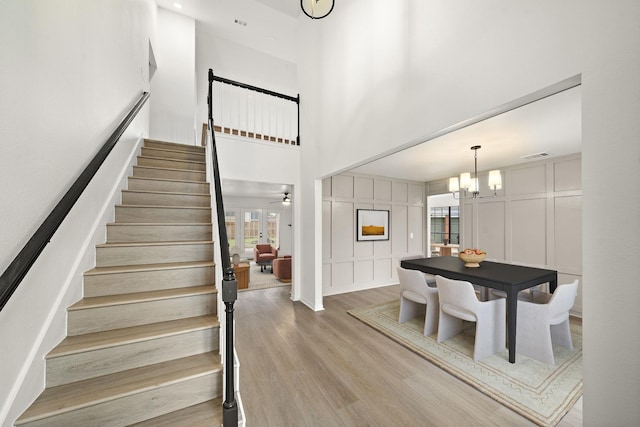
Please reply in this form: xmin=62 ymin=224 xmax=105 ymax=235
xmin=356 ymin=209 xmax=390 ymax=241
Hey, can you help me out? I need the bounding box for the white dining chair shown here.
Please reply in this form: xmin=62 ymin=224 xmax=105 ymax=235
xmin=436 ymin=275 xmax=506 ymax=361
xmin=397 ymin=267 xmax=439 ymax=336
xmin=515 ymin=279 xmax=579 ymax=365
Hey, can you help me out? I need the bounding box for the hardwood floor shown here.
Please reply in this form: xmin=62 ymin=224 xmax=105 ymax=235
xmin=235 ymin=285 xmax=582 ymax=427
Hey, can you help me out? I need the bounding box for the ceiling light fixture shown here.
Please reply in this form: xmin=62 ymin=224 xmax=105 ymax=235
xmin=282 ymin=193 xmax=291 ymax=206
xmin=448 ymin=146 xmax=502 ymax=199
xmin=173 ymin=2 xmax=182 ymax=10
xmin=301 ymin=0 xmax=335 ymax=20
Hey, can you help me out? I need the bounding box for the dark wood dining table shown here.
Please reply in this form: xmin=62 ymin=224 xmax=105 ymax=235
xmin=400 ymin=256 xmax=558 ymax=363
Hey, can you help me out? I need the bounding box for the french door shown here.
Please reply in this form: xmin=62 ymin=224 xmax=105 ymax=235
xmin=240 ymin=209 xmax=281 ymax=257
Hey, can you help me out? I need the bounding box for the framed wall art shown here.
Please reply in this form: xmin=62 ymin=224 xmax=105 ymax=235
xmin=356 ymin=209 xmax=390 ymax=241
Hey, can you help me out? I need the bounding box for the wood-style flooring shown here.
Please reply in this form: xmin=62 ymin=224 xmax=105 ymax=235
xmin=235 ymin=285 xmax=582 ymax=427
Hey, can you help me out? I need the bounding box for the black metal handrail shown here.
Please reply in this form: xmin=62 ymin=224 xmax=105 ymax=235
xmin=0 ymin=92 xmax=150 ymax=312
xmin=208 ymin=69 xmax=238 ymax=426
xmin=211 ymin=74 xmax=300 ymax=146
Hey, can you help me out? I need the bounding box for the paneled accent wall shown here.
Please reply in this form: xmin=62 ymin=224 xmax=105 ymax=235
xmin=429 ymin=154 xmax=582 ymax=315
xmin=322 ymin=174 xmax=425 ymax=296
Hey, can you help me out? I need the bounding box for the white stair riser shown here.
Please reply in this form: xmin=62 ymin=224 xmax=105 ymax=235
xmin=128 ymin=177 xmax=210 ymax=194
xmin=107 ymin=224 xmax=212 ymax=243
xmin=68 ymin=293 xmax=216 ymax=335
xmin=115 ymin=206 xmax=211 ymax=223
xmin=121 ymin=191 xmax=211 ymax=207
xmin=84 ymin=265 xmax=214 ymax=297
xmin=141 ymin=147 xmax=205 ymax=162
xmin=133 ymin=166 xmax=206 ymax=182
xmin=47 ymin=328 xmax=219 ymax=387
xmin=18 ymin=373 xmax=221 ymax=427
xmin=144 ymin=140 xmax=205 ymax=154
xmin=137 ymin=156 xmax=206 ymax=172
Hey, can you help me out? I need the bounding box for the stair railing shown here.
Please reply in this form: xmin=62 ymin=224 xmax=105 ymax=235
xmin=207 ymin=69 xmax=238 ymax=426
xmin=211 ymin=73 xmax=300 ymax=146
xmin=0 ymin=92 xmax=150 ymax=312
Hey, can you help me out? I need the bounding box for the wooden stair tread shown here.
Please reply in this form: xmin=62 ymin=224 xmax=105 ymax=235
xmin=128 ymin=176 xmax=209 ymax=185
xmin=115 ymin=204 xmax=210 ymax=210
xmin=138 ymin=155 xmax=205 ymax=166
xmin=129 ymin=398 xmax=223 ymax=426
xmin=133 ymin=165 xmax=206 ymax=174
xmin=68 ymin=285 xmax=217 ymax=311
xmin=48 ymin=315 xmax=219 ymax=358
xmin=95 ymin=240 xmax=214 ymax=249
xmin=16 ymin=353 xmax=221 ymax=424
xmin=144 ymin=139 xmax=205 ymax=152
xmin=122 ymin=189 xmax=211 ymax=197
xmin=84 ymin=260 xmax=214 ymax=276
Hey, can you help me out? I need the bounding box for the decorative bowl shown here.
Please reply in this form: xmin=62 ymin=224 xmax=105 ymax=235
xmin=458 ymin=251 xmax=486 ymax=268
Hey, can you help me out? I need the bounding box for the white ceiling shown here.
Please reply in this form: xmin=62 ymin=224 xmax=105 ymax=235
xmin=155 ymin=0 xmax=299 ymax=63
xmin=155 ymin=1 xmax=582 ymax=196
xmin=350 ymin=85 xmax=582 ymax=183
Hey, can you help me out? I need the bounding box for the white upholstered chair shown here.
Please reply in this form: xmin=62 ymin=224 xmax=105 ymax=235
xmin=436 ymin=275 xmax=506 ymax=361
xmin=397 ymin=267 xmax=439 ymax=336
xmin=515 ymin=280 xmax=579 ymax=365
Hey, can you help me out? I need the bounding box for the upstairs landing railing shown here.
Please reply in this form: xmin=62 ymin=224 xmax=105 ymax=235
xmin=211 ymin=73 xmax=300 ymax=146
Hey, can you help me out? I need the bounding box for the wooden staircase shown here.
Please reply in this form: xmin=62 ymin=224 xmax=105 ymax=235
xmin=16 ymin=140 xmax=224 ymax=426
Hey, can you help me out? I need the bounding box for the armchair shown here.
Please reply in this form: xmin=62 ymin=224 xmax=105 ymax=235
xmin=273 ymin=256 xmax=292 ymax=282
xmin=254 ymin=244 xmax=278 ymax=272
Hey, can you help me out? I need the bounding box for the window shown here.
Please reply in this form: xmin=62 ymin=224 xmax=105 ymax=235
xmin=430 ymin=206 xmax=459 ymax=244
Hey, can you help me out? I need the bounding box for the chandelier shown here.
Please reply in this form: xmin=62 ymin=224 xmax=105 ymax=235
xmin=301 ymin=0 xmax=335 ymax=19
xmin=448 ymin=146 xmax=502 ymax=199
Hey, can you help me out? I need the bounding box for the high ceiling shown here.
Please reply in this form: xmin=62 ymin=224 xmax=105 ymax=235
xmin=155 ymin=0 xmax=299 ymax=63
xmin=155 ymin=1 xmax=582 ymax=197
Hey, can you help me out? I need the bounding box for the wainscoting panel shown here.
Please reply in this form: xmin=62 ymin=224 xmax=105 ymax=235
xmin=393 ymin=181 xmax=408 ymax=202
xmin=408 ymin=206 xmax=423 ymax=253
xmin=354 ymin=176 xmax=374 ymax=200
xmin=477 ymin=201 xmax=506 ymax=260
xmin=374 ymin=179 xmax=392 ymax=201
xmin=511 ymin=164 xmax=547 ymax=195
xmin=355 ymin=260 xmax=374 ymax=284
xmin=554 ymin=158 xmax=581 ymax=192
xmin=554 ymin=195 xmax=582 ymax=272
xmin=332 ymin=202 xmax=354 ymax=259
xmin=322 ymin=201 xmax=332 ymax=260
xmin=323 ymin=174 xmax=425 ymax=295
xmin=374 ymin=258 xmax=392 ymax=282
xmin=511 ymin=198 xmax=547 ymax=266
xmin=392 ymin=205 xmax=408 ymax=254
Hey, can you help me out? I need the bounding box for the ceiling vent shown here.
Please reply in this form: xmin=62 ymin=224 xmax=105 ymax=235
xmin=521 ymin=152 xmax=550 ymax=160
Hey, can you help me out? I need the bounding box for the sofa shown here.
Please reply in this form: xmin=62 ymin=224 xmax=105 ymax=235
xmin=273 ymin=256 xmax=292 ymax=282
xmin=254 ymin=244 xmax=278 ymax=272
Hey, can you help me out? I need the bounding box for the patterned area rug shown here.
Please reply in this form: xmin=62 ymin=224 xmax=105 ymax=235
xmin=348 ymin=300 xmax=582 ymax=427
xmin=240 ymin=264 xmax=289 ymax=292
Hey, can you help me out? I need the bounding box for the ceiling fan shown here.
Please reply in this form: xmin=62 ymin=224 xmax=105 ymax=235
xmin=269 ymin=192 xmax=291 ymax=205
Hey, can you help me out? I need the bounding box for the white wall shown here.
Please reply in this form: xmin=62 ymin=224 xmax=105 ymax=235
xmin=296 ymin=1 xmax=640 ymax=423
xmin=195 ymin=28 xmax=298 ymax=144
xmin=0 ymin=1 xmax=155 ymax=424
xmin=150 ymin=7 xmax=196 ymax=145
xmin=322 ymin=173 xmax=425 ymax=295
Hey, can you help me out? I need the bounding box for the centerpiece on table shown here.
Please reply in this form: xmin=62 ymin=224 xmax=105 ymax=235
xmin=458 ymin=248 xmax=486 ymax=267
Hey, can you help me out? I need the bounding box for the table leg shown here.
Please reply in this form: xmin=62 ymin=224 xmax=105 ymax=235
xmin=549 ymin=278 xmax=557 ymax=293
xmin=507 ymin=289 xmax=518 ymax=363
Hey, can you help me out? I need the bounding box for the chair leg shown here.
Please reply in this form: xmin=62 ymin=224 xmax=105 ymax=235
xmin=437 ymin=311 xmax=463 ymax=343
xmin=551 ymin=319 xmax=573 ymax=350
xmin=399 ymin=297 xmax=425 ymax=324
